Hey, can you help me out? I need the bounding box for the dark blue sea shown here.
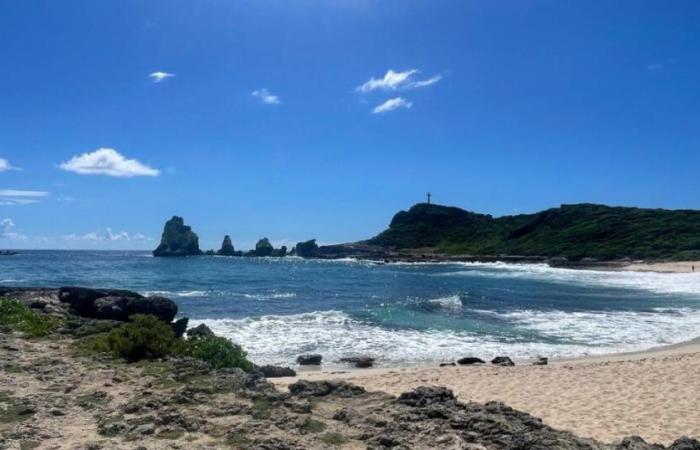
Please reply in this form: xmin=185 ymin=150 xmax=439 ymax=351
xmin=2 ymin=251 xmax=700 ymax=367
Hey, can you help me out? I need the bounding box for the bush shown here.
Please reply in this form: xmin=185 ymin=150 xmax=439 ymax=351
xmin=101 ymin=314 xmax=177 ymax=361
xmin=0 ymin=298 xmax=57 ymax=337
xmin=181 ymin=335 xmax=253 ymax=372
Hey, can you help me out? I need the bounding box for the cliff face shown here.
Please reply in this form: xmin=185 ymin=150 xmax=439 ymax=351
xmin=153 ymin=216 xmax=202 ymax=257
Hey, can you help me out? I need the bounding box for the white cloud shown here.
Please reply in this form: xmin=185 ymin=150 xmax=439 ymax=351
xmin=64 ymin=229 xmax=152 ymax=242
xmin=59 ymin=148 xmax=160 ymax=177
xmin=149 ymin=71 xmax=175 ymax=82
xmin=372 ymin=97 xmax=413 ymax=114
xmin=251 ymin=88 xmax=281 ymax=105
xmin=356 ymin=69 xmax=441 ymax=93
xmin=0 ymin=158 xmax=19 ymax=172
xmin=1 ymin=218 xmax=27 ymax=240
xmin=0 ymin=189 xmax=50 ymax=205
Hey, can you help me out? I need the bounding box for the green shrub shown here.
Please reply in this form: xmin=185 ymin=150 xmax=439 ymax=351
xmin=0 ymin=298 xmax=57 ymax=337
xmin=181 ymin=335 xmax=253 ymax=372
xmin=101 ymin=314 xmax=177 ymax=361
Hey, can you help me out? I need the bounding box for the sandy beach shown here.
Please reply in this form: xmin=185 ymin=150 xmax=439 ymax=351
xmin=617 ymin=261 xmax=700 ymax=273
xmin=274 ymin=340 xmax=700 ymax=446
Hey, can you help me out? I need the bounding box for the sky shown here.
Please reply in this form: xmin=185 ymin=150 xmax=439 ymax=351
xmin=1 ymin=0 xmax=699 ymax=250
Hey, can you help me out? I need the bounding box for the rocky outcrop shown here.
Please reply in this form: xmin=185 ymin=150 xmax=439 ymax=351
xmin=217 ymin=235 xmax=235 ymax=256
xmin=187 ymin=324 xmax=215 ymax=339
xmin=492 ymin=356 xmax=515 ymax=366
xmin=296 ymin=354 xmax=322 ymax=365
xmin=257 ymin=365 xmax=297 ymax=378
xmin=153 ymin=216 xmax=202 ymax=257
xmin=58 ymin=287 xmax=178 ymax=323
xmin=293 ymin=239 xmax=319 ymax=258
xmin=534 ymin=356 xmax=549 ymax=366
xmin=339 ymin=356 xmax=375 ymax=368
xmin=252 ymin=238 xmax=274 ymax=256
xmin=458 ymin=356 xmax=486 ymax=365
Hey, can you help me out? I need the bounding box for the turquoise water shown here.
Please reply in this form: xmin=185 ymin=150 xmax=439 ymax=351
xmin=2 ymin=251 xmax=700 ymax=366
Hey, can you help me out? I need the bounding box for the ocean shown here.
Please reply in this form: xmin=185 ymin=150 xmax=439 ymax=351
xmin=2 ymin=250 xmax=700 ymax=367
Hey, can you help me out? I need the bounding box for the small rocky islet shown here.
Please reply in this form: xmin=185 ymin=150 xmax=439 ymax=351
xmin=1 ymin=285 xmax=699 ymax=449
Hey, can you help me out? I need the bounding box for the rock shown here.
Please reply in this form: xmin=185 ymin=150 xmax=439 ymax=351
xmin=153 ymin=216 xmax=202 ymax=257
xmin=253 ymin=238 xmax=274 ymax=257
xmin=187 ymin=323 xmax=215 ymax=339
xmin=668 ymin=437 xmax=700 ymax=450
xmin=171 ymin=317 xmax=189 ymax=338
xmin=491 ymin=356 xmax=515 ymax=366
xmin=58 ymin=287 xmax=177 ymax=323
xmin=457 ymin=356 xmax=486 ymax=365
xmin=396 ymin=386 xmax=456 ymax=407
xmin=296 ymin=354 xmax=322 ymax=365
xmin=258 ymin=365 xmax=297 ymax=378
xmin=339 ymin=356 xmax=375 ymax=368
xmin=440 ymin=362 xmax=456 ymax=367
xmin=288 ymin=380 xmax=365 ymax=398
xmin=283 ymin=398 xmax=312 ymax=414
xmin=533 ymin=356 xmax=548 ymax=366
xmin=293 ymin=239 xmax=319 ymax=258
xmin=218 ymin=235 xmax=236 ymax=256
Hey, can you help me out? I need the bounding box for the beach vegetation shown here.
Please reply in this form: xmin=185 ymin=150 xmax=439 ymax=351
xmin=0 ymin=298 xmax=58 ymax=337
xmin=84 ymin=314 xmax=253 ymax=372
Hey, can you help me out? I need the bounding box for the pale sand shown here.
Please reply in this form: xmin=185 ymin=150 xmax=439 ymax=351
xmin=619 ymin=260 xmax=700 ymax=273
xmin=273 ymin=340 xmax=700 ymax=445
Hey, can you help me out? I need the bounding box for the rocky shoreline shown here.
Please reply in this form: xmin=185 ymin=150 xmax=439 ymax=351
xmin=1 ymin=286 xmax=699 ymax=449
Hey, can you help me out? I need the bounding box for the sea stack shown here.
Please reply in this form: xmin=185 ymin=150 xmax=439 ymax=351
xmin=218 ymin=235 xmax=236 ymax=256
xmin=253 ymin=238 xmax=274 ymax=256
xmin=153 ymin=216 xmax=202 ymax=257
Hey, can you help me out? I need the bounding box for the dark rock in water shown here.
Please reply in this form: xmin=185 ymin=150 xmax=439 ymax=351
xmin=339 ymin=356 xmax=375 ymax=368
xmin=533 ymin=356 xmax=548 ymax=366
xmin=296 ymin=354 xmax=322 ymax=365
xmin=288 ymin=380 xmax=365 ymax=398
xmin=491 ymin=356 xmax=515 ymax=366
xmin=294 ymin=239 xmax=319 ymax=258
xmin=218 ymin=235 xmax=236 ymax=256
xmin=187 ymin=324 xmax=215 ymax=339
xmin=58 ymin=287 xmax=177 ymax=322
xmin=440 ymin=362 xmax=456 ymax=367
xmin=457 ymin=356 xmax=486 ymax=365
xmin=258 ymin=365 xmax=297 ymax=378
xmin=153 ymin=216 xmax=202 ymax=257
xmin=204 ymin=249 xmax=216 ymax=256
xmin=667 ymin=437 xmax=700 ymax=449
xmin=396 ymin=386 xmax=456 ymax=407
xmin=253 ymin=237 xmax=274 ymax=257
xmin=171 ymin=317 xmax=189 ymax=338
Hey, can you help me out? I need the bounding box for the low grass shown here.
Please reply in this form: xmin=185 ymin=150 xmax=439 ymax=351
xmin=299 ymin=417 xmax=327 ymax=434
xmin=0 ymin=298 xmax=58 ymax=337
xmin=321 ymin=432 xmax=349 ymax=446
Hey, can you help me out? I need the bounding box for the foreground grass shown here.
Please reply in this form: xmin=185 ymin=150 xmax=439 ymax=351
xmin=0 ymin=298 xmax=59 ymax=337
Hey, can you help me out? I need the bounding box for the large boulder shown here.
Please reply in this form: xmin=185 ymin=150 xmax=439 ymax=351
xmin=294 ymin=239 xmax=319 ymax=258
xmin=187 ymin=323 xmax=215 ymax=339
xmin=153 ymin=216 xmax=202 ymax=257
xmin=218 ymin=235 xmax=236 ymax=256
xmin=58 ymin=286 xmax=177 ymax=322
xmin=491 ymin=356 xmax=515 ymax=366
xmin=457 ymin=356 xmax=486 ymax=365
xmin=257 ymin=365 xmax=297 ymax=378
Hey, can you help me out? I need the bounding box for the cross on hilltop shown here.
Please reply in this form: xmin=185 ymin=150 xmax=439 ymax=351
xmin=426 ymin=192 xmax=432 ymax=204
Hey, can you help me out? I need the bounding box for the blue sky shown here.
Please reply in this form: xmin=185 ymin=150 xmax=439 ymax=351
xmin=1 ymin=0 xmax=699 ymax=250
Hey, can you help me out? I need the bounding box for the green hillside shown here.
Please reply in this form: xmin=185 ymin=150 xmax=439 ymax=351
xmin=366 ymin=203 xmax=700 ymax=260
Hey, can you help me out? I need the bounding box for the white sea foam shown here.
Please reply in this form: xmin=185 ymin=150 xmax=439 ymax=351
xmin=439 ymin=262 xmax=700 ymax=296
xmin=242 ymin=292 xmax=297 ymax=300
xmin=143 ymin=290 xmax=207 ymax=297
xmin=428 ymin=295 xmax=463 ymax=312
xmin=189 ymin=306 xmax=700 ymax=367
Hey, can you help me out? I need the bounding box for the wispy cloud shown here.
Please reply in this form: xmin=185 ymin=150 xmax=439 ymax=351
xmin=0 ymin=158 xmax=20 ymax=172
xmin=251 ymin=88 xmax=281 ymax=105
xmin=149 ymin=71 xmax=175 ymax=83
xmin=1 ymin=218 xmax=27 ymax=240
xmin=64 ymin=228 xmax=152 ymax=242
xmin=356 ymin=69 xmax=441 ymax=93
xmin=0 ymin=189 xmax=50 ymax=205
xmin=372 ymin=97 xmax=413 ymax=114
xmin=60 ymin=148 xmax=160 ymax=177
